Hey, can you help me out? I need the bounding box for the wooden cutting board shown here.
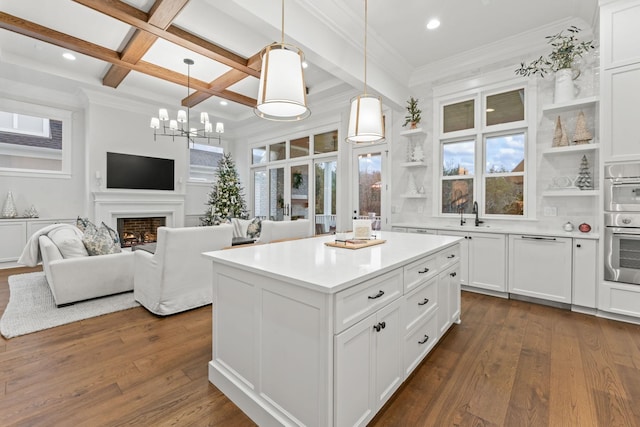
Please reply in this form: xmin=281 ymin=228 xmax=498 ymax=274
xmin=324 ymin=239 xmax=386 ymax=250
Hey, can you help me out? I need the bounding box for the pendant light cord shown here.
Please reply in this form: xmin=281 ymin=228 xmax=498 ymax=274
xmin=281 ymin=0 xmax=285 ymax=44
xmin=363 ymin=0 xmax=368 ymax=95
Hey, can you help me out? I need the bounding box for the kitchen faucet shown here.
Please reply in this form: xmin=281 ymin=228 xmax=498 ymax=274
xmin=459 ymin=206 xmax=466 ymax=226
xmin=473 ymin=201 xmax=484 ymax=226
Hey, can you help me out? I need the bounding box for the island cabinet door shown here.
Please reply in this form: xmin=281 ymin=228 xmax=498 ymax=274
xmin=334 ymin=298 xmax=403 ymax=427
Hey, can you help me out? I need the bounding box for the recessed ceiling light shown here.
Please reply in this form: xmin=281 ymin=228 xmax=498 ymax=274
xmin=62 ymin=52 xmax=76 ymax=61
xmin=220 ymin=101 xmax=228 ymax=106
xmin=302 ymin=61 xmax=308 ymax=69
xmin=486 ymin=108 xmax=495 ymax=112
xmin=426 ymin=19 xmax=440 ymax=30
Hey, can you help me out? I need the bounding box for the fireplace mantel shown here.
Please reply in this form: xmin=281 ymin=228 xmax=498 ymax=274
xmin=92 ymin=191 xmax=185 ymax=228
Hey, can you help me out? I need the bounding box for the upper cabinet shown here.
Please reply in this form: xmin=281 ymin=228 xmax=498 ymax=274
xmin=600 ymin=0 xmax=640 ymax=161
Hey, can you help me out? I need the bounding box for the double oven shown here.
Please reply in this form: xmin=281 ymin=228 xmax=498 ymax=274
xmin=604 ymin=162 xmax=640 ymax=284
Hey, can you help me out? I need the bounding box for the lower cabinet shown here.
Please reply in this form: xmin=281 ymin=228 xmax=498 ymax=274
xmin=438 ymin=262 xmax=461 ymax=335
xmin=438 ymin=230 xmax=507 ymax=293
xmin=573 ymin=239 xmax=597 ymax=309
xmin=335 ymin=298 xmax=403 ymax=427
xmin=0 ymin=218 xmax=74 ymax=265
xmin=509 ymin=235 xmax=572 ymax=303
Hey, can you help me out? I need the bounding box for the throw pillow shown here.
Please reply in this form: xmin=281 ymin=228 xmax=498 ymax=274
xmin=231 ymin=218 xmax=252 ymax=238
xmin=246 ymin=217 xmax=262 ymax=239
xmin=76 ymin=216 xmax=92 ymax=232
xmin=47 ymin=227 xmax=89 ymax=258
xmin=101 ymin=222 xmax=121 ymax=245
xmin=82 ymin=222 xmax=122 ymax=256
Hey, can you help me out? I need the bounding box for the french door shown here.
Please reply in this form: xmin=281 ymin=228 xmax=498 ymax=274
xmin=351 ymin=145 xmax=388 ymax=230
xmin=268 ymin=160 xmax=311 ymax=221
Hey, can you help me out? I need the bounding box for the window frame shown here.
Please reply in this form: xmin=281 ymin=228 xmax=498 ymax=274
xmin=433 ymin=72 xmax=537 ymax=220
xmin=0 ymin=98 xmax=72 ymax=178
xmin=188 ymin=142 xmax=224 ymax=183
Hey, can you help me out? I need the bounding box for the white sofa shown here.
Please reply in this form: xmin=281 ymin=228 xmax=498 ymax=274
xmin=38 ymin=234 xmax=135 ymax=306
xmin=259 ymin=219 xmax=312 ymax=243
xmin=133 ymin=224 xmax=233 ymax=315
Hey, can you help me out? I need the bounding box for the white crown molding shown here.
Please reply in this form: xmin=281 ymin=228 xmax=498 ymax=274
xmin=410 ymin=17 xmax=594 ymax=88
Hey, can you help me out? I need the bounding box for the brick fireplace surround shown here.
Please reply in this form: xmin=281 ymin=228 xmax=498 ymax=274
xmin=117 ymin=217 xmax=166 ymax=247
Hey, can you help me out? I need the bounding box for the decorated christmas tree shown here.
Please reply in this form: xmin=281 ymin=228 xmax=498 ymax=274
xmin=201 ymin=153 xmax=248 ymax=225
xmin=576 ymin=155 xmax=593 ymax=190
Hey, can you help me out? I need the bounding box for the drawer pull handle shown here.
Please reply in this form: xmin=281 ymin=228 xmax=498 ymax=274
xmin=368 ymin=290 xmax=385 ymax=300
xmin=418 ymin=335 xmax=430 ymax=345
xmin=373 ymin=322 xmax=386 ymax=332
xmin=418 ymin=268 xmax=430 ymax=274
xmin=418 ymin=298 xmax=430 ymax=306
xmin=450 ymin=272 xmax=457 ymax=277
xmin=447 ymin=254 xmax=455 ymax=259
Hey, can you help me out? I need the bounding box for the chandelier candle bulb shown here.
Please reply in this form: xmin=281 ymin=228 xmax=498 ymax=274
xmin=150 ymin=117 xmax=160 ymax=129
xmin=158 ymin=109 xmax=169 ymax=121
xmin=205 ymin=122 xmax=213 ymax=133
xmin=169 ymin=120 xmax=178 ymax=130
xmin=216 ymin=122 xmax=224 ymax=133
xmin=200 ymin=112 xmax=209 ymax=124
xmin=177 ymin=110 xmax=187 ymax=123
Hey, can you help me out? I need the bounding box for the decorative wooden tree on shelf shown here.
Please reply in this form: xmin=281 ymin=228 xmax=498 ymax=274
xmin=573 ymin=111 xmax=593 ymax=144
xmin=576 ymin=155 xmax=593 ymax=190
xmin=552 ymin=116 xmax=569 ymax=147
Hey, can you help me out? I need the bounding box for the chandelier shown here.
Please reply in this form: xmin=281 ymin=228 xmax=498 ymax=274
xmin=150 ymin=58 xmax=224 ymax=145
xmin=346 ymin=0 xmax=385 ymax=143
xmin=254 ymin=0 xmax=310 ymax=121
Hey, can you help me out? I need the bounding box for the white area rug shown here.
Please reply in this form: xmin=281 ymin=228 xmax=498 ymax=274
xmin=0 ymin=272 xmax=140 ymax=339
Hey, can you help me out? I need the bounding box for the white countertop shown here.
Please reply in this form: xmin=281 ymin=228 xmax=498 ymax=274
xmin=392 ymin=222 xmax=600 ymax=239
xmin=203 ymin=231 xmax=462 ymax=294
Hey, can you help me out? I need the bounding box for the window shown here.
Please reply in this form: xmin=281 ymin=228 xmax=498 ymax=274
xmin=189 ymin=143 xmax=223 ymax=182
xmin=437 ymin=83 xmax=531 ymax=218
xmin=0 ymin=100 xmax=72 ymax=176
xmin=290 ymin=137 xmax=309 ymax=158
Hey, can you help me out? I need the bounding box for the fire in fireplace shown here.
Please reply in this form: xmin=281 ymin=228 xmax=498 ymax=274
xmin=116 ymin=217 xmax=166 ymax=247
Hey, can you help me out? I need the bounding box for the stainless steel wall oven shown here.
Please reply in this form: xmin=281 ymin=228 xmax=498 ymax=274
xmin=604 ymin=213 xmax=640 ymax=284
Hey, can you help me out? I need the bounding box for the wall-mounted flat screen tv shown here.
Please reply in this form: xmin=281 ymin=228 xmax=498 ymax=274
xmin=106 ymin=152 xmax=174 ymax=191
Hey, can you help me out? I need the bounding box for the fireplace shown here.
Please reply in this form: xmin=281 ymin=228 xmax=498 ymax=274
xmin=117 ymin=216 xmax=166 ymax=247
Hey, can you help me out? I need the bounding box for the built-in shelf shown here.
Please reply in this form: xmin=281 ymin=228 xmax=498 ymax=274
xmin=400 ymin=161 xmax=428 ymax=167
xmin=542 ymin=144 xmax=599 ymax=155
xmin=542 ymin=189 xmax=600 ymax=197
xmin=400 ymin=194 xmax=427 ymax=199
xmin=541 ymin=96 xmax=599 ymax=114
xmin=399 ymin=127 xmax=426 ymax=137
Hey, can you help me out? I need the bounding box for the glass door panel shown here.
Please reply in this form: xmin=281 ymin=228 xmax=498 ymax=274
xmin=252 ymin=169 xmax=268 ymax=218
xmin=269 ymin=166 xmax=285 ymax=221
xmin=314 ymin=159 xmax=337 ymax=234
xmin=290 ymin=163 xmax=310 ymax=220
xmin=352 ymin=147 xmax=386 ymax=232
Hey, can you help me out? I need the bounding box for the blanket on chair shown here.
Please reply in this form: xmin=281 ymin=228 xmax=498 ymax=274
xmin=17 ymin=223 xmax=82 ymax=267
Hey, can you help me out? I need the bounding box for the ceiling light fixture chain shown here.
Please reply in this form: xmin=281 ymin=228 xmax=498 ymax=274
xmin=254 ymin=0 xmax=311 ymax=121
xmin=346 ymin=0 xmax=385 ymax=144
xmin=150 ymin=58 xmax=224 ymax=146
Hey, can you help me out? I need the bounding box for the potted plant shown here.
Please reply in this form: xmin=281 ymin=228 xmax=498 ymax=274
xmin=515 ymin=26 xmax=595 ymax=103
xmin=403 ymin=96 xmax=421 ymax=129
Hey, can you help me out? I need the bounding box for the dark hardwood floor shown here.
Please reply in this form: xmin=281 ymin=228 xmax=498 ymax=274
xmin=1 ymin=267 xmax=640 ymax=426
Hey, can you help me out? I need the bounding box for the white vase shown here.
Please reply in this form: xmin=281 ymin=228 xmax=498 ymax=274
xmin=554 ymin=68 xmax=577 ymax=104
xmin=1 ymin=191 xmax=18 ymax=218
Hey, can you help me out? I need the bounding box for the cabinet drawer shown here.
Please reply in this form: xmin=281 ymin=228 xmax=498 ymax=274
xmin=335 ymin=269 xmax=403 ymax=333
xmin=403 ymin=254 xmax=438 ymax=293
xmin=403 ymin=310 xmax=439 ymax=377
xmin=439 ymin=244 xmax=461 ymax=270
xmin=404 ymin=276 xmax=437 ymax=332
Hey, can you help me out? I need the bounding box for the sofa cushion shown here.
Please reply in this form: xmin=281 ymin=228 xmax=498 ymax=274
xmin=101 ymin=221 xmax=120 ymax=245
xmin=231 ymin=218 xmax=252 ymax=238
xmin=82 ymin=222 xmax=122 ymax=256
xmin=246 ymin=217 xmax=262 ymax=239
xmin=47 ymin=227 xmax=89 ymax=258
xmin=76 ymin=216 xmax=91 ymax=232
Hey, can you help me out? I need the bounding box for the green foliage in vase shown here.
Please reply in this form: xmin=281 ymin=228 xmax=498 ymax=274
xmin=403 ymin=96 xmax=422 ymax=127
xmin=201 ymin=153 xmax=248 ymax=225
xmin=515 ymin=26 xmax=595 ymax=78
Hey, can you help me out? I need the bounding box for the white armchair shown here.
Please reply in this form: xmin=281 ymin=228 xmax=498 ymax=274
xmin=134 ymin=224 xmax=233 ymax=315
xmin=259 ymin=219 xmax=312 ymax=243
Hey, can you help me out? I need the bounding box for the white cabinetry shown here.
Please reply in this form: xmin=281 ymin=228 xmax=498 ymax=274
xmin=600 ymin=0 xmax=640 ymax=161
xmin=509 ymin=235 xmax=572 ymax=304
xmin=573 ymin=239 xmax=597 ymax=309
xmin=437 ymin=262 xmax=461 ymax=335
xmin=438 ymin=230 xmax=507 ymax=294
xmin=335 ymin=298 xmax=403 ymax=427
xmin=0 ymin=218 xmax=74 ymax=267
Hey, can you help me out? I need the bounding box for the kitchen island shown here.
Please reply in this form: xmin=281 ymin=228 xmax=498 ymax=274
xmin=203 ymin=231 xmax=462 ymax=427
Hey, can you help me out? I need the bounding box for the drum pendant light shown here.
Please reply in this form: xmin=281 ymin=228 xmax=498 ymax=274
xmin=255 ymin=0 xmax=311 ymax=121
xmin=346 ymin=0 xmax=385 ymax=143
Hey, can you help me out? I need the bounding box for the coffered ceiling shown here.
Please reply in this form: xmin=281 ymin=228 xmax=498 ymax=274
xmin=0 ymin=0 xmax=598 ymax=127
